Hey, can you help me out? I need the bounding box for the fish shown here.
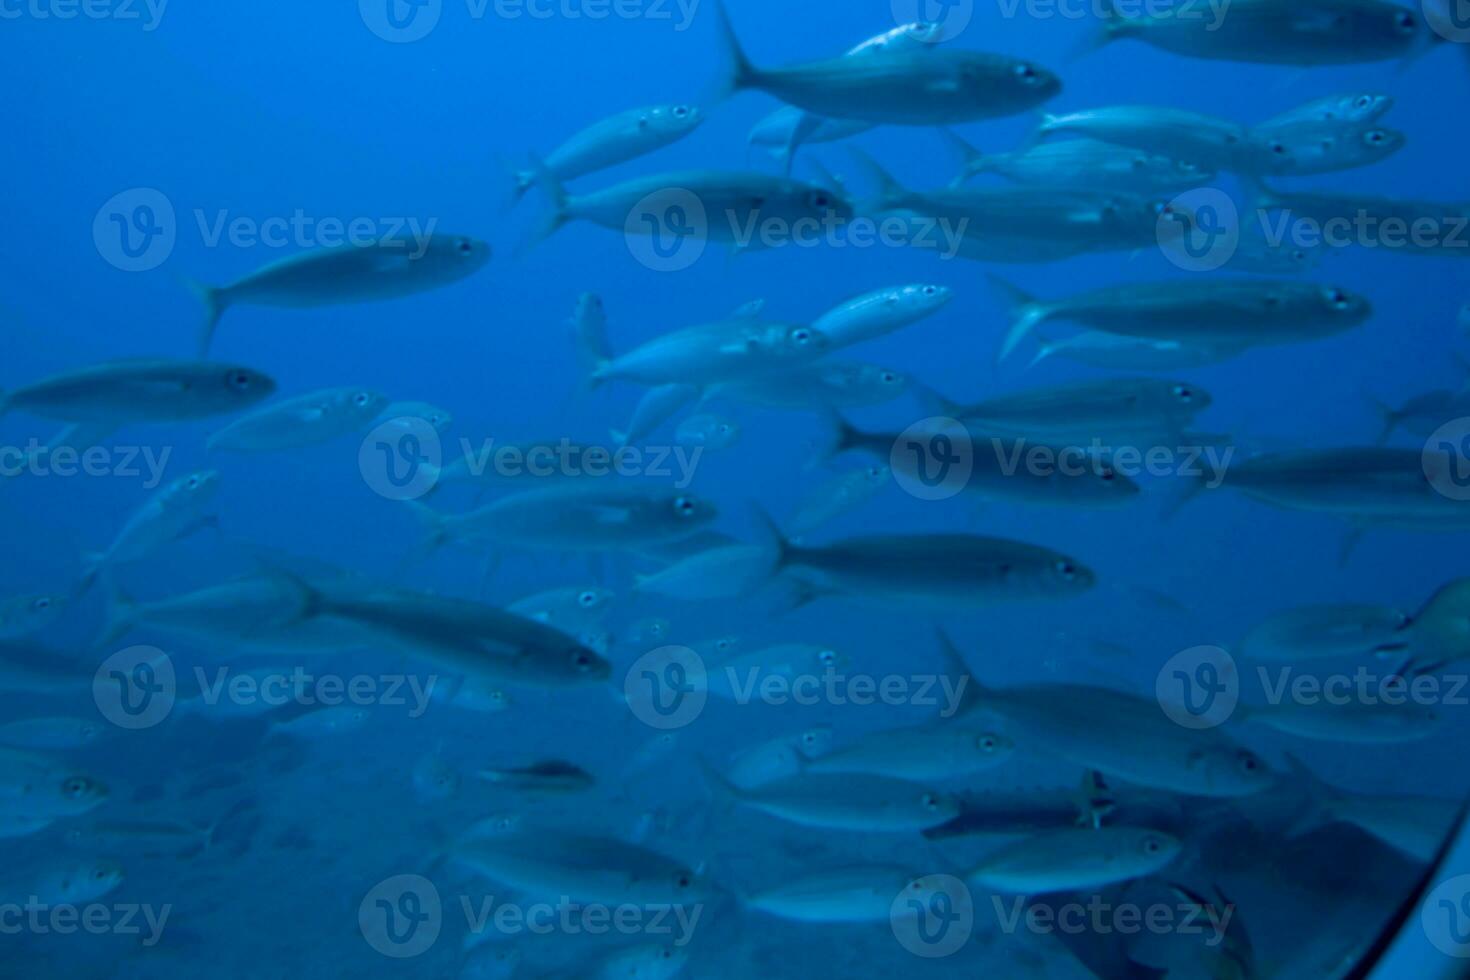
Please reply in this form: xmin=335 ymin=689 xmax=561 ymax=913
xmin=586 ymin=944 xmax=689 ymax=980
xmin=0 ymin=646 xmax=91 ymax=698
xmin=412 ymin=752 xmax=461 ymax=802
xmin=1257 ymin=93 xmax=1394 ymax=128
xmin=82 ymin=470 xmax=221 ymax=588
xmin=1240 ymin=122 xmax=1406 ymax=177
xmin=451 ymin=831 xmax=709 ymax=907
xmin=805 ymin=729 xmax=1014 ymax=780
xmin=991 ymin=276 xmax=1372 ymax=361
xmin=477 ymin=760 xmax=595 ymax=794
xmin=4 ymin=858 xmax=125 ymax=906
xmin=941 ymin=633 xmax=1274 ymax=797
xmin=945 ymin=132 xmax=1214 ymax=193
xmin=1286 ymin=757 xmax=1460 ymax=861
xmin=714 ymin=361 xmax=908 ymax=412
xmin=744 ymin=865 xmax=941 ymax=922
xmin=506 ymin=585 xmax=615 ymax=634
xmin=933 ymin=377 xmax=1213 ymax=445
xmin=1366 ymin=376 xmax=1470 ymax=441
xmin=822 ymin=415 xmax=1141 ymax=509
xmin=0 ymin=748 xmax=109 ymax=818
xmin=1245 ymin=178 xmax=1470 ymax=259
xmin=0 ymin=592 xmax=67 ymax=639
xmin=528 ymin=167 xmax=851 ymax=252
xmin=675 ymin=414 xmax=741 ymax=449
xmin=923 ymin=773 xmax=1116 ymax=841
xmin=507 ymin=104 xmax=705 ymax=205
xmin=187 ymin=235 xmax=491 ymax=354
xmin=613 ymin=384 xmax=705 ymax=446
xmin=701 ymin=760 xmax=961 ymax=832
xmin=787 ymin=465 xmax=889 ymax=539
xmin=268 ymin=705 xmax=372 ymax=739
xmin=1088 ymin=0 xmax=1427 ymax=66
xmin=411 ymin=485 xmax=717 ymax=555
xmin=633 ymin=543 xmax=780 ymax=601
xmin=206 ymin=386 xmax=389 ymax=452
xmin=1026 ymin=330 xmax=1247 ymax=372
xmin=716 ymin=2 xmax=1060 ymax=125
xmin=1406 ymin=578 xmax=1470 ymax=667
xmin=726 ymin=725 xmax=834 ymax=789
xmin=756 ymin=516 xmax=1097 ymax=609
xmin=0 ymin=359 xmax=275 ymax=424
xmin=62 ymin=810 xmax=238 ymax=858
xmin=809 ymin=284 xmax=953 ymax=347
xmin=434 ymin=677 xmax=514 ymax=715
xmin=371 ymin=400 xmax=454 ymax=434
xmin=1035 ymin=106 xmax=1249 ymax=171
xmin=1239 ymin=697 xmax=1442 ymax=744
xmin=0 ymin=716 xmax=112 ymax=750
xmin=706 ymin=642 xmax=846 ymax=700
xmin=1238 ymin=603 xmax=1412 ymax=662
xmin=968 ymin=827 xmax=1181 ymax=893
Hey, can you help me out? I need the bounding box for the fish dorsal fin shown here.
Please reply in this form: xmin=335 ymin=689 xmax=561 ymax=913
xmin=730 ymin=300 xmax=766 ymax=320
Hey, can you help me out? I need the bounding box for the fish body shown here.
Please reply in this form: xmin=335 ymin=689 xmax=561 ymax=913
xmin=511 ymin=104 xmax=704 ymax=202
xmin=85 ymin=470 xmax=221 ymax=582
xmin=452 ymin=832 xmax=708 ymax=907
xmin=0 ymin=360 xmax=274 ymax=423
xmin=968 ymin=827 xmax=1181 ymax=893
xmin=207 ymin=387 xmax=388 ymax=451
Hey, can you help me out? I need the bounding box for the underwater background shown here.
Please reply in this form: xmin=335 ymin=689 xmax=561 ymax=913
xmin=3 ymin=1 xmax=1470 ymax=977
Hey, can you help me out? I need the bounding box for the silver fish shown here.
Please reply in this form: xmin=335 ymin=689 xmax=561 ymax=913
xmin=509 ymin=104 xmax=705 ymax=204
xmin=207 ymin=386 xmax=389 ymax=452
xmin=0 ymin=360 xmax=274 ymax=424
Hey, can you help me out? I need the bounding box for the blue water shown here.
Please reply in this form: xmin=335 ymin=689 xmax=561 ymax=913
xmin=3 ymin=2 xmax=1469 ymax=977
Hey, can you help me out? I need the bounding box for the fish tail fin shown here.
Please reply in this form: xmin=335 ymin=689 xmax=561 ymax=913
xmin=909 ymin=382 xmax=964 ymax=420
xmin=1362 ymin=389 xmax=1397 ymax=445
xmin=1024 ymin=333 xmax=1058 ymax=372
xmin=988 ymin=275 xmax=1048 ymax=363
xmin=182 ymin=278 xmax=228 ymax=356
xmin=845 ymin=147 xmax=908 ymax=211
xmin=1077 ymin=771 xmax=1118 ymax=827
xmin=811 ymin=409 xmax=865 ymax=467
xmin=1072 ymin=0 xmax=1127 ymax=60
xmin=748 ymin=503 xmax=791 ymax=577
xmin=570 ymin=292 xmax=614 ymax=391
xmin=495 ymin=153 xmax=534 ymax=214
xmin=778 ymin=112 xmax=823 ymax=176
xmin=519 ymin=155 xmax=573 ymax=255
xmin=937 ymin=128 xmax=985 ymax=186
xmin=92 ymin=571 xmax=137 ymax=652
xmin=712 ymin=0 xmax=760 ymax=99
xmin=75 ymin=552 xmax=107 ymax=596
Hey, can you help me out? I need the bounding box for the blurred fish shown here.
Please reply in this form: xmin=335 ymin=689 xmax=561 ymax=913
xmin=0 ymin=716 xmax=112 ymax=751
xmin=372 ymin=400 xmax=453 ymax=434
xmin=809 ymin=283 xmax=952 ymax=347
xmin=4 ymin=858 xmax=125 ymax=906
xmin=701 ymin=760 xmax=960 ymax=831
xmin=458 ymin=943 xmax=522 ymax=980
xmin=1239 ymin=697 xmax=1441 ymax=744
xmin=434 ymin=677 xmax=513 ymax=715
xmin=1087 ymin=0 xmax=1427 ymax=66
xmin=413 ymin=752 xmax=462 ymax=803
xmin=1257 ymin=93 xmax=1394 ymax=128
xmin=1238 ymin=603 xmax=1411 ymax=662
xmin=0 ymin=748 xmax=108 ymax=818
xmin=923 ymin=774 xmax=1115 ymax=841
xmin=63 ymin=805 xmax=245 ymax=858
xmin=716 ymin=361 xmax=907 ymax=411
xmin=968 ymin=827 xmax=1181 ymax=892
xmin=992 ymin=276 xmax=1371 ymax=362
xmin=207 ymin=387 xmax=388 ymax=452
xmin=614 ymin=384 xmax=703 ymax=446
xmin=187 ymin=235 xmax=491 ymax=354
xmin=787 ymin=465 xmax=889 ymax=539
xmin=707 ymin=643 xmax=846 ymax=700
xmin=268 ymin=705 xmax=371 ymax=739
xmin=507 ymin=104 xmax=704 ymax=205
xmin=727 ymin=725 xmax=834 ymax=789
xmin=1286 ymin=756 xmax=1459 ymax=861
xmin=0 ymin=360 xmax=274 ymax=424
xmin=1027 ymin=330 xmax=1246 ymax=372
xmin=1035 ymin=105 xmax=1248 ymax=170
xmin=1407 ymin=578 xmax=1470 ymax=666
xmin=478 ymin=760 xmax=595 ymax=794
xmin=1246 ymin=178 xmax=1470 ymax=259
xmin=0 ymin=592 xmax=66 ymax=639
xmin=806 ymin=729 xmax=1013 ymax=780
xmin=82 ymin=470 xmax=220 ymax=589
xmin=744 ymin=866 xmax=941 ymax=922
xmin=634 ymin=543 xmax=778 ymax=601
xmin=586 ymin=943 xmax=689 ymax=980
xmin=507 ymin=585 xmax=615 ymax=634
xmin=412 ymin=485 xmax=717 ymax=555
xmin=1366 ymin=372 xmax=1470 ymax=441
xmin=1241 ymin=122 xmax=1405 ymax=176
xmin=625 ymin=733 xmax=682 ymax=778
xmin=934 ymin=377 xmax=1213 ymax=444
xmin=675 ymin=414 xmax=741 ymax=450
xmin=945 ymin=132 xmax=1214 ymax=193
xmin=451 ymin=831 xmax=709 ymax=906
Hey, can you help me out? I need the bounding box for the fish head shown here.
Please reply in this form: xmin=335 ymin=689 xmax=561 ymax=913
xmin=663 ymin=492 xmax=718 ymax=533
xmin=917 ymin=787 xmax=963 ymax=823
xmin=610 ymin=943 xmax=689 ymax=980
xmin=1163 ymin=380 xmax=1212 ymax=414
xmin=797 ymin=183 xmax=854 ymax=224
xmin=421 ymin=234 xmax=493 ymax=275
xmin=983 ymin=58 xmax=1062 ymax=107
xmin=59 ymin=859 xmax=126 ymax=904
xmin=1082 ymin=459 xmax=1143 ymax=505
xmin=1316 ymin=285 xmax=1372 ymax=325
xmin=892 ymin=283 xmax=954 ymax=319
xmin=795 ymin=724 xmax=835 ymax=758
xmin=1037 ymin=554 xmax=1097 ymax=595
xmin=217 ymin=365 xmax=277 ymax=406
xmin=3 ymin=592 xmax=67 ymax=633
xmin=1357 ymin=126 xmax=1406 ymax=158
xmin=163 ymin=469 xmax=222 ymax=510
xmin=341 ymin=388 xmax=391 ymax=422
xmin=1124 ymin=828 xmax=1183 ymax=871
xmin=558 ymin=642 xmax=614 ymax=685
xmin=56 ymin=772 xmax=109 ymax=814
xmin=809 ymin=645 xmax=848 ymax=671
xmin=1201 ymin=747 xmax=1276 ymax=796
xmin=573 ymin=587 xmax=616 ymax=614
xmin=1334 ymin=93 xmax=1393 ymax=122
xmin=970 ymin=730 xmax=1015 ymax=763
xmin=646 ymin=103 xmax=705 ymax=137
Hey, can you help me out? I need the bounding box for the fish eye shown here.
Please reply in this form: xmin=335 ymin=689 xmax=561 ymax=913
xmin=353 ymin=392 xmax=371 ymax=406
xmin=1142 ymin=835 xmax=1164 ymax=855
xmin=1364 ymin=129 xmax=1387 ymax=145
xmin=1269 ymin=142 xmax=1287 ymax=156
xmin=881 ymin=371 xmax=898 ymax=384
xmin=672 ymin=496 xmax=698 ymax=517
xmin=228 ymin=371 xmax=253 ymax=390
xmin=672 ymin=105 xmax=690 ymax=118
xmin=1013 ymin=63 xmax=1039 ymax=82
xmin=1055 ymin=561 xmax=1077 ymax=579
xmin=978 ymin=734 xmax=998 ymax=752
xmin=818 ymin=649 xmax=838 ymax=666
xmin=923 ymin=285 xmax=939 ymax=297
xmin=867 ymin=466 xmax=884 ymax=477
xmin=32 ymin=597 xmax=50 ymax=610
xmin=456 ymin=238 xmax=475 ymax=254
xmin=792 ymin=328 xmax=813 ymax=345
xmin=1395 ymin=10 xmax=1416 ymax=31
xmin=571 ymin=651 xmax=595 ymax=671
xmin=93 ymin=868 xmax=111 ymax=882
xmin=1291 ymin=249 xmax=1307 ymax=261
xmin=1323 ymin=288 xmax=1352 ymax=309
xmin=1355 ymin=95 xmax=1373 ymax=108
xmin=1099 ymin=468 xmax=1116 ymax=482
xmin=62 ymin=777 xmax=92 ymax=798
xmin=578 ymin=590 xmax=598 ymax=607
xmin=716 ymin=638 xmax=734 ymax=652
xmin=921 ymin=793 xmax=940 ymax=811
xmin=1172 ymin=385 xmax=1194 ymax=401
xmin=675 ymin=872 xmax=693 ymax=889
